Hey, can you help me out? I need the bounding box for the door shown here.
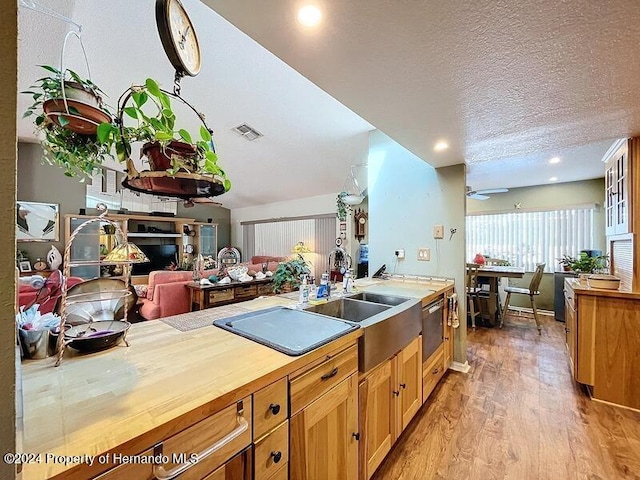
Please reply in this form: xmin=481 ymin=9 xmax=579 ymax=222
xmin=290 ymin=374 xmax=358 ymax=480
xmin=397 ymin=336 xmax=422 ymax=431
xmin=359 ymin=360 xmax=393 ymax=480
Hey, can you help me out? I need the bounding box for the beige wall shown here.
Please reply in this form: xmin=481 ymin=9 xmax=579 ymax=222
xmin=467 ymin=179 xmax=606 ymax=311
xmin=1 ymin=5 xmax=18 ymax=479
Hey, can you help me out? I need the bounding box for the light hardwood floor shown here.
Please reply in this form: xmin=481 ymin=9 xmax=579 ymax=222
xmin=372 ymin=312 xmax=640 ymax=480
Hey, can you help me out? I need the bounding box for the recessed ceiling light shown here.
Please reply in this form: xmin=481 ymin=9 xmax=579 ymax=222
xmin=434 ymin=141 xmax=449 ymax=152
xmin=549 ymin=176 xmax=558 ymax=182
xmin=548 ymin=157 xmax=561 ymax=164
xmin=298 ymin=5 xmax=322 ymax=27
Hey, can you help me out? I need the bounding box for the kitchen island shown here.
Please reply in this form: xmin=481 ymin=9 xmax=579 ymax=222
xmin=20 ymin=278 xmax=453 ymax=480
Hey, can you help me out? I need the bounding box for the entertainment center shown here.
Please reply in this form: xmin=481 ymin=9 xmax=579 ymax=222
xmin=64 ymin=212 xmax=218 ymax=282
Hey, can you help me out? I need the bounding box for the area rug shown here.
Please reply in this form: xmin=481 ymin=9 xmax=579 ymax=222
xmin=161 ymin=304 xmax=252 ymax=332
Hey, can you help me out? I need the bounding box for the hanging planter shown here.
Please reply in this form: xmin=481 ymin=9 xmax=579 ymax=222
xmin=22 ymin=32 xmax=113 ymax=178
xmin=97 ymin=78 xmax=231 ymax=197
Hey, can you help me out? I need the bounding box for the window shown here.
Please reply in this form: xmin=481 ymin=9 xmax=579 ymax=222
xmin=466 ymin=208 xmax=594 ymax=272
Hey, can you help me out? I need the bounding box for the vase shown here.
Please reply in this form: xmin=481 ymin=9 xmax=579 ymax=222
xmin=142 ymin=141 xmax=198 ymax=172
xmin=47 ymin=245 xmax=62 ymax=270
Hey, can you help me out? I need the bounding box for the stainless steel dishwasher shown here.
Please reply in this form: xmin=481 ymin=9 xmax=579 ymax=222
xmin=422 ymin=299 xmax=444 ymax=361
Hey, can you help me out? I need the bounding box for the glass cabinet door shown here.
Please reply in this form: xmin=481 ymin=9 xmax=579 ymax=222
xmin=198 ymin=224 xmax=218 ymax=257
xmin=68 ymin=217 xmax=100 ymax=279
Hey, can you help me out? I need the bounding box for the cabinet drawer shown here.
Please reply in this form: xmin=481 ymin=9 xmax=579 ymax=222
xmin=257 ymin=283 xmax=274 ymax=296
xmin=254 ymin=377 xmax=288 ymax=440
xmin=235 ymin=284 xmax=257 ymax=299
xmin=95 ymin=397 xmax=252 ymax=480
xmin=290 ymin=344 xmax=358 ymax=415
xmin=254 ymin=420 xmax=289 ymax=480
xmin=422 ymin=347 xmax=444 ymax=403
xmin=209 ymin=288 xmax=234 ymax=305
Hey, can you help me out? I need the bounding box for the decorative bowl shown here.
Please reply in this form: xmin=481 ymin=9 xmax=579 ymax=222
xmin=64 ymin=320 xmax=130 ymax=352
xmin=227 ymin=265 xmax=248 ymax=281
xmin=587 ymin=274 xmax=620 ymax=290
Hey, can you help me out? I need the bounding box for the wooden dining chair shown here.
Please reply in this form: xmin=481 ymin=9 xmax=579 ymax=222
xmin=500 ymin=263 xmax=546 ymax=334
xmin=466 ymin=263 xmax=484 ymax=329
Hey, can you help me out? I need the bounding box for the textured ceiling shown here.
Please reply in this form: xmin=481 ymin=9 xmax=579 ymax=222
xmin=206 ymin=0 xmax=640 ymax=191
xmin=17 ymin=0 xmax=372 ymax=209
xmin=18 ymin=1 xmax=640 ymax=208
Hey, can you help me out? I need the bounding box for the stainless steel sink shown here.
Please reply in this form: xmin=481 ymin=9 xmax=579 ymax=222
xmin=347 ymin=292 xmax=411 ymax=306
xmin=304 ymin=295 xmax=421 ymax=372
xmin=304 ymin=298 xmax=390 ymax=322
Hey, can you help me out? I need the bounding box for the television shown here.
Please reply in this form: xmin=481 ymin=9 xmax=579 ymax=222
xmin=132 ymin=244 xmax=179 ymax=275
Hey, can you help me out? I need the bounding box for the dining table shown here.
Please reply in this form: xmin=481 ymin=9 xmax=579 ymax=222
xmin=474 ymin=265 xmax=526 ymax=326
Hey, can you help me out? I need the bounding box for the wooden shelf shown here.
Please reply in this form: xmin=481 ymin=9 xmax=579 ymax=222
xmin=127 ymin=232 xmax=181 ymax=238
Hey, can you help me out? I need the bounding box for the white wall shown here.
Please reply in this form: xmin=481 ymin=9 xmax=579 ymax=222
xmin=368 ymin=131 xmax=467 ymax=363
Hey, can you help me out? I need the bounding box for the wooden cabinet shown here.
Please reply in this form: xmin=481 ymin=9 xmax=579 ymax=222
xmin=358 ymin=336 xmax=422 ymax=480
xmin=194 ymin=222 xmax=218 ymax=257
xmin=95 ymin=397 xmax=252 ymax=480
xmin=290 ymin=374 xmax=359 ymax=480
xmin=564 ymin=280 xmax=640 ymax=411
xmin=604 ymin=140 xmax=630 ymax=236
xmin=204 ymin=447 xmax=253 ymax=480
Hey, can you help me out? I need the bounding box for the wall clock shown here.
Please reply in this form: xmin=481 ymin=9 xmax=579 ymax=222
xmin=354 ymin=209 xmax=368 ymax=241
xmin=156 ymin=0 xmax=202 ymax=77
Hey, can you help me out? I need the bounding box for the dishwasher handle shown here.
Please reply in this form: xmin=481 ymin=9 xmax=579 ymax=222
xmin=424 ymin=299 xmax=443 ymax=314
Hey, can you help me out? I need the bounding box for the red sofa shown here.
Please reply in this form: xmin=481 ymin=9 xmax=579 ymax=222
xmin=18 ymin=277 xmax=84 ymax=314
xmin=138 ymin=256 xmax=285 ymax=320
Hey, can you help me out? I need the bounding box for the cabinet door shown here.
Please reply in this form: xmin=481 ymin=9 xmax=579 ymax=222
xmin=359 ymin=360 xmax=393 ymax=480
xmin=198 ymin=224 xmax=218 ymax=257
xmin=604 ymin=142 xmax=630 ymax=236
xmin=397 ymin=336 xmax=422 ymax=431
xmin=565 ymin=294 xmax=577 ymax=379
xmin=290 ymin=374 xmax=358 ymax=480
xmin=203 ymin=447 xmax=252 ymax=480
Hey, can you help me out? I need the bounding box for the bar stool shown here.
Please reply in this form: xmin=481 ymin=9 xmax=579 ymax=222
xmin=466 ymin=263 xmax=484 ymax=329
xmin=500 ymin=263 xmax=546 ymax=334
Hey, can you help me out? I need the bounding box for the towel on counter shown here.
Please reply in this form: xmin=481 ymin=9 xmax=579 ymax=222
xmin=448 ymin=292 xmax=459 ymax=328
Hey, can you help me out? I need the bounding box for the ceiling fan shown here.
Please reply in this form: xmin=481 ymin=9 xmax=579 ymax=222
xmin=466 ymin=186 xmax=509 ymax=200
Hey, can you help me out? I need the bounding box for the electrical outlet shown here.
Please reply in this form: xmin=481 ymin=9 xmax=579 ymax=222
xmin=395 ymin=249 xmax=405 ymax=259
xmin=418 ymin=248 xmax=430 ymax=261
xmin=433 ymin=224 xmax=444 ymax=239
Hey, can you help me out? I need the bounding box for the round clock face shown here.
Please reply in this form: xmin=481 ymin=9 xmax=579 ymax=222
xmin=359 ymin=217 xmax=366 ymax=224
xmin=335 ymin=237 xmax=343 ymax=247
xmin=34 ymin=259 xmax=47 ymax=271
xmin=156 ymin=0 xmax=201 ymax=76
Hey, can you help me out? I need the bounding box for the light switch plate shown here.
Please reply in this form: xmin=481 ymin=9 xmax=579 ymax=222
xmin=418 ymin=248 xmax=430 ymax=261
xmin=433 ymin=225 xmax=444 ymax=239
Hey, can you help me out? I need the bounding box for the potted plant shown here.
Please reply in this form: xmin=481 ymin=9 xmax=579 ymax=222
xmin=97 ymin=78 xmax=231 ymax=192
xmin=272 ymin=258 xmax=311 ymax=293
xmin=22 ymin=66 xmax=113 ymax=178
xmin=337 ymin=192 xmax=350 ymax=221
xmin=557 ymin=254 xmax=577 ymax=272
xmin=569 ymin=253 xmax=609 ymax=274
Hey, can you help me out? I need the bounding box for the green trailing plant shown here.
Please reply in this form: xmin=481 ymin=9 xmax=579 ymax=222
xmin=272 ymin=258 xmax=311 ymax=293
xmin=96 ymin=78 xmax=231 ymax=191
xmin=336 ymin=192 xmax=351 ymax=221
xmin=22 ymin=65 xmax=113 ymax=179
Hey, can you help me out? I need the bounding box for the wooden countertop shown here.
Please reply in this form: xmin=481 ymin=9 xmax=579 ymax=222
xmin=565 ymin=278 xmax=640 ymax=300
xmin=20 ymin=280 xmax=453 ymax=480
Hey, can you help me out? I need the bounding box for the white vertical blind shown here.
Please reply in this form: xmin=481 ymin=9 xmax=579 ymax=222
xmin=242 ymin=216 xmax=336 ymax=280
xmin=466 ymin=208 xmax=594 ymax=272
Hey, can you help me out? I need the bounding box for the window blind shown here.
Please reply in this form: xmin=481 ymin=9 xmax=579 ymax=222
xmin=466 ymin=208 xmax=594 ymax=272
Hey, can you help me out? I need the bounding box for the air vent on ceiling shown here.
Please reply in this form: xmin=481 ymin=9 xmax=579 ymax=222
xmin=232 ymin=123 xmax=263 ymax=141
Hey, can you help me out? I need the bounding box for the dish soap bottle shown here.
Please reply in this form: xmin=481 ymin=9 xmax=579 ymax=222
xmin=343 ymin=269 xmax=353 ymax=293
xmin=299 ymin=275 xmax=310 ymax=304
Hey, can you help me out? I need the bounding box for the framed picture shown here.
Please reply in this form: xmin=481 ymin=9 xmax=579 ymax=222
xmin=18 ymin=261 xmax=32 ymax=273
xmin=339 ymin=222 xmax=347 ymax=231
xmin=16 ymin=201 xmax=59 ymax=242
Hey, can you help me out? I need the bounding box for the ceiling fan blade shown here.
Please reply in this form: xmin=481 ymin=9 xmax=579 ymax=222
xmin=467 ymin=193 xmax=489 ymax=200
xmin=476 ymin=188 xmax=508 ymax=195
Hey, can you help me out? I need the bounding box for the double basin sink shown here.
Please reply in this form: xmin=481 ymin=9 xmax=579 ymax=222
xmin=303 ymin=292 xmax=422 ymax=372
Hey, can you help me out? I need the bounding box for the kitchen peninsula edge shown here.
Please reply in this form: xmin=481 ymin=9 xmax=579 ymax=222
xmin=20 ymin=278 xmax=453 ymax=479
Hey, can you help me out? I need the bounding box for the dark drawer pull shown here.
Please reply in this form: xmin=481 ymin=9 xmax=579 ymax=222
xmin=321 ymin=367 xmax=339 ymax=380
xmin=352 ymin=432 xmax=360 ymax=441
xmin=393 ymin=390 xmax=400 ymax=396
xmin=269 ymin=403 xmax=281 ymax=415
xmin=271 ymin=451 xmax=282 ymax=464
xmin=432 ymin=368 xmax=439 ymax=375
xmin=400 ymin=383 xmax=406 ymax=389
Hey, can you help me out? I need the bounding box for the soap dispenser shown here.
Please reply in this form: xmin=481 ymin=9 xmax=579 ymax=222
xmin=299 ymin=275 xmax=310 ymax=304
xmin=343 ymin=269 xmax=354 ymax=293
